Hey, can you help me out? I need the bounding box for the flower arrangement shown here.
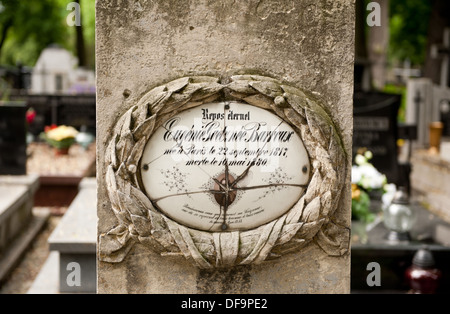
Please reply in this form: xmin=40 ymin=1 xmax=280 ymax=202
xmin=41 ymin=125 xmax=79 ymax=155
xmin=351 ymin=183 xmax=373 ymax=222
xmin=351 ymin=149 xmax=396 ymax=222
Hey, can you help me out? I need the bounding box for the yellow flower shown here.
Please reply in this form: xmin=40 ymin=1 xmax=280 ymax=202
xmin=351 ymin=184 xmax=361 ymax=201
xmin=46 ymin=125 xmax=79 ymax=141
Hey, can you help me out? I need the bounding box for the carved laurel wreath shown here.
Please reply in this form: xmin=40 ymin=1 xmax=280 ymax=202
xmin=99 ymin=75 xmax=350 ymax=269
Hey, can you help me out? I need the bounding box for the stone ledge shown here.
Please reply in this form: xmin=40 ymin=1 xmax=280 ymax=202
xmin=27 ymin=177 xmax=97 ymax=294
xmin=0 ymin=174 xmax=40 ymax=190
xmin=27 ymin=251 xmax=59 ymax=294
xmin=0 ymin=174 xmax=41 ymax=281
xmin=412 ymin=149 xmax=450 ymax=168
xmin=0 ymin=175 xmax=40 ymax=225
xmin=411 ymin=149 xmax=450 ymax=224
xmin=48 ymin=178 xmax=97 ymax=254
xmin=0 ymin=208 xmax=50 ymax=284
xmin=0 ymin=186 xmax=28 ymax=226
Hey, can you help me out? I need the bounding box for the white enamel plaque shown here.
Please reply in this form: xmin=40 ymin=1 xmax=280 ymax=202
xmin=141 ymin=102 xmax=310 ymax=232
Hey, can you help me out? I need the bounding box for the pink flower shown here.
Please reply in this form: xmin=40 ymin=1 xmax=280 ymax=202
xmin=26 ymin=108 xmax=36 ymax=124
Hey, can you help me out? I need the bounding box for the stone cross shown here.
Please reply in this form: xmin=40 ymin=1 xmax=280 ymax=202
xmin=393 ymin=59 xmax=421 ymax=84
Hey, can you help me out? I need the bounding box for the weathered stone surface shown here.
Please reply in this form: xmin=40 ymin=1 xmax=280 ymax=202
xmin=0 ymin=175 xmax=43 ymax=283
xmin=97 ymin=0 xmax=354 ymax=294
xmin=411 ymin=150 xmax=450 ymax=224
xmin=0 ymin=175 xmax=39 ymax=254
xmin=48 ymin=178 xmax=97 ymax=254
xmin=47 ymin=177 xmax=97 ymax=293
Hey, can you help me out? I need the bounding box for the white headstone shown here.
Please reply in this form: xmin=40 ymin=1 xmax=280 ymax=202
xmin=31 ymin=45 xmax=95 ymax=94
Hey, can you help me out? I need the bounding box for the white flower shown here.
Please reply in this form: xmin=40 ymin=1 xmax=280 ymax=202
xmin=364 ymin=150 xmax=373 ymax=160
xmin=355 ymin=154 xmax=367 ymax=166
xmin=382 ymin=183 xmax=397 ymax=207
xmin=352 ymin=163 xmax=386 ymax=190
xmin=384 ymin=183 xmax=396 ymax=194
xmin=352 ymin=150 xmax=390 ymax=193
xmin=360 ymin=176 xmax=372 ymax=190
xmin=351 ymin=165 xmax=362 ymax=183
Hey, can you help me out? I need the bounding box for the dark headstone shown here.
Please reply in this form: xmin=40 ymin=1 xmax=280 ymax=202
xmin=0 ymin=102 xmax=27 ymax=175
xmin=8 ymin=94 xmax=97 ymax=137
xmin=353 ymin=92 xmax=401 ymax=184
xmin=441 ymin=106 xmax=450 ymax=137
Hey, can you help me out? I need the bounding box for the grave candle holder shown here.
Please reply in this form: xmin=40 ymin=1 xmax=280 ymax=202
xmin=383 ymin=187 xmax=416 ymax=243
xmin=429 ymin=121 xmax=444 ymax=155
xmin=405 ymin=248 xmax=442 ymax=294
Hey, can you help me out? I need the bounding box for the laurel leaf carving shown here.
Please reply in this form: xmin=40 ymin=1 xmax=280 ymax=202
xmin=100 ymin=75 xmax=349 ymax=268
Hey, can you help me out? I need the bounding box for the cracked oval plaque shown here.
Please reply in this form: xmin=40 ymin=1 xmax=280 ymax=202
xmin=141 ymin=102 xmax=310 ymax=232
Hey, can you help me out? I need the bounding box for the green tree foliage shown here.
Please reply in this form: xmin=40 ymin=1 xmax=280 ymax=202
xmin=389 ymin=0 xmax=432 ymax=66
xmin=0 ymin=0 xmax=95 ymax=68
xmin=80 ymin=0 xmax=95 ymax=66
xmin=0 ymin=0 xmax=68 ymax=65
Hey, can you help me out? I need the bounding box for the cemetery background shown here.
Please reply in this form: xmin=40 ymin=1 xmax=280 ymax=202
xmin=0 ymin=0 xmax=449 ymax=294
xmin=0 ymin=0 xmax=96 ymax=293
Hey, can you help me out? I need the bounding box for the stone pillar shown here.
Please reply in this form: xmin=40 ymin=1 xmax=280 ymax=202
xmin=96 ymin=0 xmax=354 ymax=294
xmin=367 ymin=0 xmax=389 ymax=90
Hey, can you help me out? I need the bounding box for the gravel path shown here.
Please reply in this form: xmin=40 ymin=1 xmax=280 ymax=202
xmin=27 ymin=143 xmax=96 ymax=176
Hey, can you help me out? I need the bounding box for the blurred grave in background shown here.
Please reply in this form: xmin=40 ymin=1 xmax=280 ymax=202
xmin=9 ymin=94 xmax=96 ymax=138
xmin=1 ymin=45 xmax=96 ymax=138
xmin=0 ymin=102 xmax=27 ymax=175
xmin=0 ymin=175 xmax=49 ymax=286
xmin=30 ymin=45 xmax=95 ymax=95
xmin=405 ymin=28 xmax=450 ymax=225
xmin=353 ymin=91 xmax=402 ymax=186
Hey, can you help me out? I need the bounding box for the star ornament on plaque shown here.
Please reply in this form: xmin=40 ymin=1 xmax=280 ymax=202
xmin=101 ymin=75 xmax=349 ymax=268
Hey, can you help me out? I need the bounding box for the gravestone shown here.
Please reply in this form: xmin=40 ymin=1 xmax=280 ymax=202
xmin=0 ymin=102 xmax=27 ymax=175
xmin=353 ymin=92 xmax=401 ymax=184
xmin=0 ymin=174 xmax=45 ymax=283
xmin=406 ymin=29 xmax=450 ymax=145
xmin=48 ymin=178 xmax=97 ymax=293
xmin=96 ymin=0 xmax=354 ymax=294
xmin=31 ymin=45 xmax=95 ymax=95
